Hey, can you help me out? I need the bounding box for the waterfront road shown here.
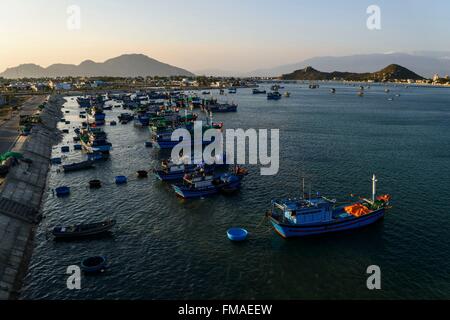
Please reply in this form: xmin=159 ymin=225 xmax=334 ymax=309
xmin=0 ymin=96 xmax=47 ymax=154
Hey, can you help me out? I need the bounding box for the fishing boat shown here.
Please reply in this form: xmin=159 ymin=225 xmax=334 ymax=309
xmin=87 ymin=106 xmax=106 ymax=126
xmin=77 ymin=97 xmax=91 ymax=108
xmin=171 ymin=167 xmax=247 ymax=199
xmin=267 ymin=92 xmax=282 ymax=100
xmin=268 ymin=175 xmax=391 ymax=238
xmin=151 ymin=121 xmax=223 ymax=149
xmin=63 ymin=160 xmax=95 ymax=172
xmin=252 ymin=88 xmax=267 ymax=94
xmin=205 ymin=102 xmax=238 ymax=113
xmin=228 ymin=87 xmax=237 ymax=94
xmin=51 ymin=219 xmax=116 ymax=240
xmin=154 ymin=159 xmax=217 ymax=181
xmin=118 ymin=113 xmax=134 ymax=123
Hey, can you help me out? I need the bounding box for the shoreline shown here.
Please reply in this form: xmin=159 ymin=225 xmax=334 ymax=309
xmin=0 ymin=94 xmax=64 ymax=300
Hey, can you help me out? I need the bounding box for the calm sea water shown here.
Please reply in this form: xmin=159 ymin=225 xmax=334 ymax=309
xmin=21 ymin=83 xmax=450 ymax=299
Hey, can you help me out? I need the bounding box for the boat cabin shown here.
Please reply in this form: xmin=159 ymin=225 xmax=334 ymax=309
xmin=271 ymin=197 xmax=334 ymax=225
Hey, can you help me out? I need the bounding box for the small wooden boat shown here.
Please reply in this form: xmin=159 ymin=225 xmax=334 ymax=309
xmin=63 ymin=160 xmax=95 ymax=172
xmin=81 ymin=256 xmax=108 ymax=273
xmin=137 ymin=170 xmax=148 ymax=178
xmin=89 ymin=179 xmax=102 ymax=188
xmin=227 ymin=228 xmax=248 ymax=241
xmin=52 ymin=219 xmax=116 ymax=240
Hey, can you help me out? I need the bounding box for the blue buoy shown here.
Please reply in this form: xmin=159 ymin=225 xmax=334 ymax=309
xmin=55 ymin=186 xmax=70 ymax=197
xmin=61 ymin=146 xmax=70 ymax=153
xmin=115 ymin=176 xmax=127 ymax=185
xmin=227 ymin=228 xmax=248 ymax=242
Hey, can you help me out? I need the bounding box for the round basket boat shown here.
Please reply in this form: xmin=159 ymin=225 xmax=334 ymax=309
xmin=115 ymin=176 xmax=127 ymax=185
xmin=55 ymin=186 xmax=70 ymax=197
xmin=227 ymin=228 xmax=248 ymax=242
xmin=81 ymin=256 xmax=107 ymax=274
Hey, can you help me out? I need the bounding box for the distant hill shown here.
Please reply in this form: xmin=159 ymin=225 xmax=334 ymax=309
xmin=281 ymin=64 xmax=425 ymax=82
xmin=249 ymin=53 xmax=450 ymax=78
xmin=0 ymin=54 xmax=194 ymax=78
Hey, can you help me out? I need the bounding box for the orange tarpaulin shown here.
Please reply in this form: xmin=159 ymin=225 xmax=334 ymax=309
xmin=344 ymin=203 xmax=372 ymax=217
xmin=377 ymin=194 xmax=391 ymax=202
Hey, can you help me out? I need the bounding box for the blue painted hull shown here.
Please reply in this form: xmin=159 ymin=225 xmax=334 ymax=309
xmin=172 ymin=180 xmax=241 ymax=199
xmin=154 ymin=166 xmax=215 ymax=181
xmin=172 ymin=185 xmax=219 ymax=198
xmin=270 ymin=208 xmax=385 ymax=238
xmin=152 ymin=139 xmax=213 ymax=149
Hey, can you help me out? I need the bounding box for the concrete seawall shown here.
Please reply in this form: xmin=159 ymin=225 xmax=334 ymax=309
xmin=0 ymin=95 xmax=64 ymax=299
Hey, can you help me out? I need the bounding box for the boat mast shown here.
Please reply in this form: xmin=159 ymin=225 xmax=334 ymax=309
xmin=372 ymin=174 xmax=378 ymax=203
xmin=302 ymin=177 xmax=305 ymax=199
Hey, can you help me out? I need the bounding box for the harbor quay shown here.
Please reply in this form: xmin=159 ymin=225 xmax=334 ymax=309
xmin=0 ymin=95 xmax=63 ymax=299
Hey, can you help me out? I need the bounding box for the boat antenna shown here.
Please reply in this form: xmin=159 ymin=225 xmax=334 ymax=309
xmin=372 ymin=174 xmax=378 ymax=203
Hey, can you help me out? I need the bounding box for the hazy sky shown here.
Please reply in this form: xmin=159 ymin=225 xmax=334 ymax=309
xmin=1 ymin=0 xmax=449 ymax=73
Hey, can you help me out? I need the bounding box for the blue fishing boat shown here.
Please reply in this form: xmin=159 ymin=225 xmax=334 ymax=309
xmin=154 ymin=161 xmax=211 ymax=181
xmin=205 ymin=103 xmax=238 ymax=113
xmin=267 ymin=92 xmax=282 ymax=100
xmin=252 ymin=88 xmax=266 ymax=94
xmin=228 ymin=87 xmax=237 ymax=94
xmin=77 ymin=97 xmax=91 ymax=108
xmin=268 ymin=175 xmax=391 ymax=238
xmin=171 ymin=167 xmax=247 ymax=199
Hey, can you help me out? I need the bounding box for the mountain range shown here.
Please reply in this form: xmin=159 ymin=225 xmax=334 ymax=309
xmin=2 ymin=52 xmax=449 ymax=79
xmin=281 ymin=64 xmax=424 ymax=81
xmin=0 ymin=54 xmax=194 ymax=78
xmin=195 ymin=52 xmax=450 ymax=78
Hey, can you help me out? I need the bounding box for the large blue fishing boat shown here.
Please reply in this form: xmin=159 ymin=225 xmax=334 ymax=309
xmin=171 ymin=167 xmax=248 ymax=199
xmin=204 ymin=102 xmax=238 ymax=113
xmin=268 ymin=175 xmax=391 ymax=238
xmin=153 ymin=154 xmax=227 ymax=181
xmin=87 ymin=106 xmax=106 ymax=126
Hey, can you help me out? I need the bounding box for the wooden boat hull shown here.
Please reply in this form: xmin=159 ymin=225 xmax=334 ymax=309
xmin=52 ymin=220 xmax=116 ymax=239
xmin=270 ymin=208 xmax=385 ymax=238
